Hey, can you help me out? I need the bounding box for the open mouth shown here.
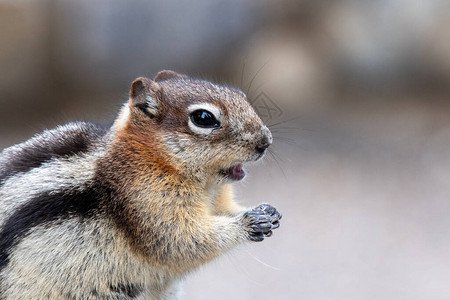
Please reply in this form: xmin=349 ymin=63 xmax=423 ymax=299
xmin=221 ymin=163 xmax=246 ymax=181
xmin=219 ymin=151 xmax=266 ymax=181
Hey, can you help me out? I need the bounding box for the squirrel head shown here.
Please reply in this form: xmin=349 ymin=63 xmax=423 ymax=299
xmin=114 ymin=70 xmax=272 ymax=184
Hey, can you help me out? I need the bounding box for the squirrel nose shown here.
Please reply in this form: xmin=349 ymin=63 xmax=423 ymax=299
xmin=255 ymin=127 xmax=272 ymax=153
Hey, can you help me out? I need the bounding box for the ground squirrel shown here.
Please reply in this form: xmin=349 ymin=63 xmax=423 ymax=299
xmin=0 ymin=70 xmax=281 ymax=299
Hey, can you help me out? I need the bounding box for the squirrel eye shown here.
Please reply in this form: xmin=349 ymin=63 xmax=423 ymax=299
xmin=190 ymin=109 xmax=220 ymax=128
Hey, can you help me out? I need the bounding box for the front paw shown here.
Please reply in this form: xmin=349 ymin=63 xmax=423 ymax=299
xmin=242 ymin=204 xmax=282 ymax=242
xmin=254 ymin=203 xmax=282 ymax=230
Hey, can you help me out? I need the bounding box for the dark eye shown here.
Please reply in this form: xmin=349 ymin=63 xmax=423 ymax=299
xmin=190 ymin=109 xmax=220 ymax=128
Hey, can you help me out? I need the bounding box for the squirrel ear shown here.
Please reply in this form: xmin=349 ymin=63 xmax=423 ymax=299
xmin=154 ymin=70 xmax=187 ymax=82
xmin=129 ymin=77 xmax=162 ymax=118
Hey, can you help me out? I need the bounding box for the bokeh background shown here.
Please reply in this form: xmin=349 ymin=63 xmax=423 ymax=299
xmin=1 ymin=0 xmax=450 ymax=299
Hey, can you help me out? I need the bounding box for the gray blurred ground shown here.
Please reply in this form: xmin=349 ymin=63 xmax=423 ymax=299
xmin=184 ymin=97 xmax=450 ymax=299
xmin=1 ymin=0 xmax=450 ymax=299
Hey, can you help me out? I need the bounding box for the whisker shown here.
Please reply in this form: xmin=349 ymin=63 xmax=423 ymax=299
xmin=246 ymin=250 xmax=281 ymax=271
xmin=268 ymin=148 xmax=287 ymax=179
xmin=270 ymin=129 xmax=305 ymax=139
xmin=273 ymin=136 xmax=297 ymax=143
xmin=268 ymin=116 xmax=303 ymax=128
xmin=240 ymin=56 xmax=247 ymax=90
xmin=270 ymin=147 xmax=286 ymax=163
xmin=246 ymin=60 xmax=270 ymax=96
xmin=274 ymin=142 xmax=297 ymax=150
xmin=270 ymin=128 xmax=302 ymax=135
xmin=270 ymin=125 xmax=305 ymax=131
xmin=273 ymin=138 xmax=300 ymax=148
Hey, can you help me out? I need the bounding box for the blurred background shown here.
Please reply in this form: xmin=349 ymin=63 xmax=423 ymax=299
xmin=1 ymin=0 xmax=450 ymax=299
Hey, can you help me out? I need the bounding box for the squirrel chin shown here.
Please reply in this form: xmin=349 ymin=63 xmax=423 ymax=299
xmin=219 ymin=163 xmax=246 ymax=181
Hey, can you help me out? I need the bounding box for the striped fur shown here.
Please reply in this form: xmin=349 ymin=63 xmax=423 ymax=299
xmin=0 ymin=71 xmax=281 ymax=299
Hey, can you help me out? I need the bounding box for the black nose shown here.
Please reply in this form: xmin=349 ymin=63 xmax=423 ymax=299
xmin=255 ymin=135 xmax=272 ymax=153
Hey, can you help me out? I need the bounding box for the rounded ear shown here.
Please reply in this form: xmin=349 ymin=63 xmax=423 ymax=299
xmin=154 ymin=70 xmax=187 ymax=82
xmin=129 ymin=77 xmax=162 ymax=118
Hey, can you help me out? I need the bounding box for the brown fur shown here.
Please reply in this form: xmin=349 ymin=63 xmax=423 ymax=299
xmin=100 ymin=70 xmax=277 ymax=275
xmin=0 ymin=70 xmax=280 ymax=299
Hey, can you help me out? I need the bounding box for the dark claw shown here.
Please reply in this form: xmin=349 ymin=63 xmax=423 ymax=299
xmin=250 ymin=222 xmax=272 ymax=233
xmin=273 ymin=211 xmax=282 ymax=221
xmin=249 ymin=232 xmax=265 ymax=242
xmin=271 ymin=221 xmax=280 ymax=229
